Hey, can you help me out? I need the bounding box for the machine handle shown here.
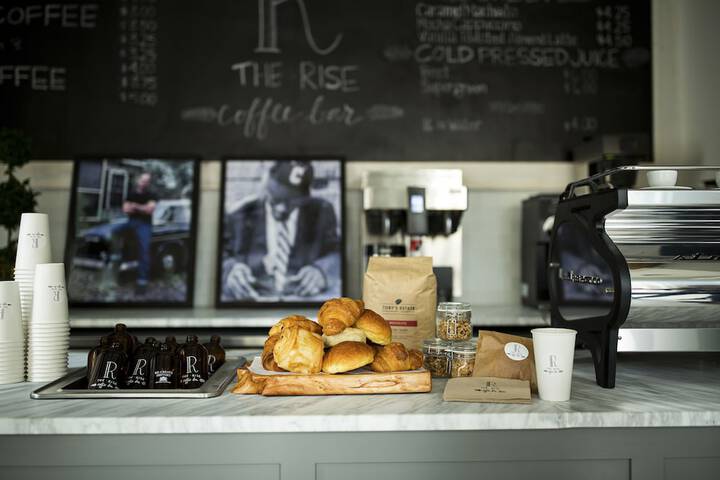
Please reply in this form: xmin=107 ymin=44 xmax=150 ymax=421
xmin=562 ymin=165 xmax=720 ymax=200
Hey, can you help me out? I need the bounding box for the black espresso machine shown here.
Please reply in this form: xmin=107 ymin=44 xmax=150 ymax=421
xmin=548 ymin=166 xmax=720 ymax=388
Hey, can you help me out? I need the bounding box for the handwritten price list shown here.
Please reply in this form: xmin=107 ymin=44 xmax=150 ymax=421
xmin=118 ymin=0 xmax=158 ymax=106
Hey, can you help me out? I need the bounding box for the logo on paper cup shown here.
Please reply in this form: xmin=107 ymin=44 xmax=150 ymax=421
xmin=48 ymin=285 xmax=65 ymax=302
xmin=504 ymin=342 xmax=529 ymax=361
xmin=0 ymin=302 xmax=10 ymax=320
xmin=543 ymin=354 xmax=564 ymax=374
xmin=27 ymin=232 xmax=45 ymax=249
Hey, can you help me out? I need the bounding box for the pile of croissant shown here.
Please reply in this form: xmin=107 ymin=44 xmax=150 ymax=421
xmin=262 ymin=297 xmax=423 ymax=374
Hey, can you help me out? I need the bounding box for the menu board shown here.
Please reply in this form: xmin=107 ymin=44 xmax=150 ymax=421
xmin=0 ymin=0 xmax=651 ymax=160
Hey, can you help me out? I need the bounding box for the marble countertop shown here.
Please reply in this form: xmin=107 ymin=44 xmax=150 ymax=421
xmin=0 ymin=351 xmax=718 ymax=435
xmin=68 ymin=305 xmax=548 ymax=329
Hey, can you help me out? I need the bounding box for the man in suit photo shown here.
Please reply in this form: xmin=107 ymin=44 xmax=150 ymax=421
xmin=221 ymin=160 xmax=341 ymax=302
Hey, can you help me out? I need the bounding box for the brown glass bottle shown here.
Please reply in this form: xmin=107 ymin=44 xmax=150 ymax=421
xmin=109 ymin=323 xmax=135 ymax=355
xmin=153 ymin=343 xmax=179 ymax=389
xmin=125 ymin=337 xmax=158 ymax=388
xmin=88 ymin=342 xmax=128 ymax=390
xmin=165 ymin=335 xmax=179 ymax=354
xmin=178 ymin=335 xmax=208 ymax=389
xmin=86 ymin=336 xmax=111 ymax=382
xmin=203 ymin=335 xmax=226 ymax=376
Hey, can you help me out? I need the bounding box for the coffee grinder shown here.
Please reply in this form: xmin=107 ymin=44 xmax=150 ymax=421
xmin=362 ymin=170 xmax=468 ymax=301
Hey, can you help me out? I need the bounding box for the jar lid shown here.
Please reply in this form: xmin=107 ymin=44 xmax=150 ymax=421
xmin=447 ymin=341 xmax=477 ymax=354
xmin=423 ymin=338 xmax=451 ymax=353
xmin=437 ymin=302 xmax=471 ymax=312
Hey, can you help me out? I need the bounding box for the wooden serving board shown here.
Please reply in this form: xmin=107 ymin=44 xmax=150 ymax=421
xmin=231 ymin=367 xmax=432 ymax=396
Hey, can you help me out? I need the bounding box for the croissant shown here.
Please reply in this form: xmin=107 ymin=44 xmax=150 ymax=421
xmin=317 ymin=297 xmax=364 ymax=336
xmin=355 ymin=309 xmax=392 ymax=345
xmin=322 ymin=327 xmax=367 ymax=348
xmin=409 ymin=349 xmax=424 ymax=370
xmin=322 ymin=341 xmax=375 ymax=374
xmin=261 ymin=335 xmax=286 ymax=372
xmin=273 ymin=325 xmax=324 ymax=374
xmin=268 ymin=315 xmax=322 ymax=337
xmin=369 ymin=342 xmax=412 ymax=373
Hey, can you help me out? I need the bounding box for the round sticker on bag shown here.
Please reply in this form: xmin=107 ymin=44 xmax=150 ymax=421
xmin=504 ymin=342 xmax=529 ymax=361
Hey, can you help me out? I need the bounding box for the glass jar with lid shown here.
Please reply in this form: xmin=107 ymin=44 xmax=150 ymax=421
xmin=447 ymin=341 xmax=476 ymax=378
xmin=436 ymin=302 xmax=472 ymax=341
xmin=422 ymin=338 xmax=451 ymax=378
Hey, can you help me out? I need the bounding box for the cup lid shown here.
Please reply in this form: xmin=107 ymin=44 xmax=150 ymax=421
xmin=531 ymin=327 xmax=577 ymax=336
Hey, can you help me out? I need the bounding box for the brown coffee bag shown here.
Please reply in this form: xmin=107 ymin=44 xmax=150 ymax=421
xmin=363 ymin=257 xmax=436 ymax=350
xmin=472 ymin=330 xmax=537 ymax=392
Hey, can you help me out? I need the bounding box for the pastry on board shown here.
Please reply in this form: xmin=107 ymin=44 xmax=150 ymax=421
xmin=408 ymin=349 xmax=424 ymax=370
xmin=261 ymin=334 xmax=286 ymax=372
xmin=322 ymin=341 xmax=375 ymax=374
xmin=369 ymin=342 xmax=413 ymax=373
xmin=354 ymin=309 xmax=392 ymax=345
xmin=322 ymin=327 xmax=367 ymax=348
xmin=273 ymin=325 xmax=324 ymax=374
xmin=268 ymin=315 xmax=322 ymax=337
xmin=317 ymin=297 xmax=364 ymax=336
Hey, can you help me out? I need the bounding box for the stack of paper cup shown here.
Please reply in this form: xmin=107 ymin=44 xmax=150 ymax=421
xmin=14 ymin=213 xmax=52 ymax=337
xmin=0 ymin=282 xmax=25 ymax=384
xmin=27 ymin=263 xmax=69 ymax=382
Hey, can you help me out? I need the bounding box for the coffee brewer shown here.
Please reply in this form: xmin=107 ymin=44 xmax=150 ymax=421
xmin=362 ymin=169 xmax=468 ymax=301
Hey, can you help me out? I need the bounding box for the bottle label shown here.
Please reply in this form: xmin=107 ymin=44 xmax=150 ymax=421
xmin=180 ymin=355 xmax=205 ymax=386
xmin=90 ymin=360 xmax=121 ymax=389
xmin=154 ymin=370 xmax=175 ymax=385
xmin=208 ymin=354 xmax=216 ymax=374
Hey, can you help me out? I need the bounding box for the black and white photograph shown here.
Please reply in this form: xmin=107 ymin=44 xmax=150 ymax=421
xmin=218 ymin=158 xmax=344 ymax=306
xmin=65 ymin=158 xmax=199 ymax=306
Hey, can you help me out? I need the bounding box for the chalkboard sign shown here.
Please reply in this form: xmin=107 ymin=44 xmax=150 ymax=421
xmin=0 ymin=0 xmax=651 ymax=161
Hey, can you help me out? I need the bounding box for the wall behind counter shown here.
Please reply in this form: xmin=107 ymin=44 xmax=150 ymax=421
xmin=13 ymin=161 xmax=579 ymax=307
xmin=6 ymin=0 xmax=719 ymax=307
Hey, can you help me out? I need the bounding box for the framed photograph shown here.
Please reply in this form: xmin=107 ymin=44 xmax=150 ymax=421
xmin=65 ymin=157 xmax=200 ymax=307
xmin=218 ymin=157 xmax=345 ymax=307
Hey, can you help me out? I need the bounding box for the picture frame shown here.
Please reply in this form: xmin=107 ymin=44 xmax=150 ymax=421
xmin=217 ymin=157 xmax=345 ymax=308
xmin=64 ymin=156 xmax=200 ymax=308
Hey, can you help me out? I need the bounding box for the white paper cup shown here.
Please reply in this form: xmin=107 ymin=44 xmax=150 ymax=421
xmin=0 ymin=346 xmax=25 ymax=353
xmin=0 ymin=370 xmax=23 ymax=376
xmin=646 ymin=169 xmax=678 ymax=188
xmin=31 ymin=263 xmax=68 ymax=326
xmin=28 ymin=368 xmax=66 ymax=375
xmin=0 ymin=377 xmax=25 ymax=385
xmin=15 ymin=214 xmax=52 ymax=270
xmin=0 ymin=282 xmax=23 ymax=343
xmin=28 ymin=326 xmax=70 ymax=333
xmin=0 ymin=360 xmax=24 ymax=367
xmin=531 ymin=328 xmax=577 ymax=402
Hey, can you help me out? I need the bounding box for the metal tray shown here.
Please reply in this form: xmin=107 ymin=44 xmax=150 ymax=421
xmin=31 ymin=357 xmax=244 ymax=399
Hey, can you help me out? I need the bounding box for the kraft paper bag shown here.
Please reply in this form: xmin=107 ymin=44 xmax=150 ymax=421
xmin=443 ymin=376 xmax=531 ymax=404
xmin=363 ymin=256 xmax=436 ymax=350
xmin=473 ymin=330 xmax=538 ymax=392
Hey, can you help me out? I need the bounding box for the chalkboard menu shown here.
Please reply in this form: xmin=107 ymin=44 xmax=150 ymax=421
xmin=0 ymin=0 xmax=651 ymax=161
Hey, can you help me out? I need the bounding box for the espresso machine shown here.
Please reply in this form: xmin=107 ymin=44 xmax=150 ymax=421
xmin=362 ymin=170 xmax=468 ymax=301
xmin=548 ymin=166 xmax=720 ymax=388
